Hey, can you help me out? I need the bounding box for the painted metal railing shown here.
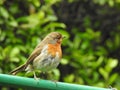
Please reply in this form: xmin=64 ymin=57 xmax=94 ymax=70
xmin=0 ymin=74 xmax=113 ymax=90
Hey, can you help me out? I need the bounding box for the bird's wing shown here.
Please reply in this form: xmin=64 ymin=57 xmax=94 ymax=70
xmin=25 ymin=41 xmax=47 ymax=68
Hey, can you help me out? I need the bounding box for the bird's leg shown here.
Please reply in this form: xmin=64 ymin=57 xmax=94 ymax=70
xmin=33 ymin=71 xmax=39 ymax=81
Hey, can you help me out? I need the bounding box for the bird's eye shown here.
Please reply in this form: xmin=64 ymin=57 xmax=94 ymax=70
xmin=56 ymin=35 xmax=61 ymax=39
xmin=56 ymin=36 xmax=60 ymax=39
xmin=51 ymin=34 xmax=61 ymax=40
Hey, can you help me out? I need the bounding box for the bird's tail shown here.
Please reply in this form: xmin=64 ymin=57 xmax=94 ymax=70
xmin=10 ymin=64 xmax=26 ymax=75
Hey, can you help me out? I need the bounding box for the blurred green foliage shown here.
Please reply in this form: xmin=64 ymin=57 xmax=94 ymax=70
xmin=0 ymin=0 xmax=120 ymax=90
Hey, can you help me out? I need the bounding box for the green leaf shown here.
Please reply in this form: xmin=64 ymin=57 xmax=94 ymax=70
xmin=108 ymin=0 xmax=114 ymax=7
xmin=96 ymin=56 xmax=104 ymax=66
xmin=108 ymin=73 xmax=118 ymax=85
xmin=99 ymin=0 xmax=106 ymax=5
xmin=0 ymin=7 xmax=9 ymax=19
xmin=9 ymin=20 xmax=18 ymax=27
xmin=10 ymin=47 xmax=20 ymax=57
xmin=0 ymin=0 xmax=4 ymax=5
xmin=47 ymin=15 xmax=57 ymax=21
xmin=99 ymin=67 xmax=108 ymax=80
xmin=73 ymin=34 xmax=81 ymax=49
xmin=38 ymin=11 xmax=45 ymax=19
xmin=61 ymin=58 xmax=69 ymax=65
xmin=33 ymin=0 xmax=41 ymax=7
xmin=52 ymin=69 xmax=60 ymax=80
xmin=105 ymin=59 xmax=118 ymax=73
xmin=64 ymin=74 xmax=74 ymax=83
xmin=109 ymin=59 xmax=118 ymax=68
xmin=10 ymin=57 xmax=20 ymax=62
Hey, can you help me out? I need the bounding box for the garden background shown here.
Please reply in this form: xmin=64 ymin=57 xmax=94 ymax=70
xmin=0 ymin=0 xmax=120 ymax=89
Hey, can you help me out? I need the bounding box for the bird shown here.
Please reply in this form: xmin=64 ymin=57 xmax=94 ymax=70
xmin=10 ymin=32 xmax=63 ymax=80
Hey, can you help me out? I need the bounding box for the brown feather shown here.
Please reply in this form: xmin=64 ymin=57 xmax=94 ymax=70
xmin=10 ymin=64 xmax=26 ymax=75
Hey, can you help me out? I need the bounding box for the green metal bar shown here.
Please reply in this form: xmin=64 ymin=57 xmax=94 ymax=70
xmin=0 ymin=74 xmax=111 ymax=90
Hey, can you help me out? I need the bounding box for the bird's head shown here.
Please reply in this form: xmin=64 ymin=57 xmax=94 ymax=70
xmin=44 ymin=32 xmax=63 ymax=44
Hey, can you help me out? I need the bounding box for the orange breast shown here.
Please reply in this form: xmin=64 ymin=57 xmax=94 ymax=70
xmin=48 ymin=43 xmax=62 ymax=58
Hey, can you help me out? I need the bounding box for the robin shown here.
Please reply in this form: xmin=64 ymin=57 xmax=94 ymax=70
xmin=10 ymin=32 xmax=63 ymax=80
